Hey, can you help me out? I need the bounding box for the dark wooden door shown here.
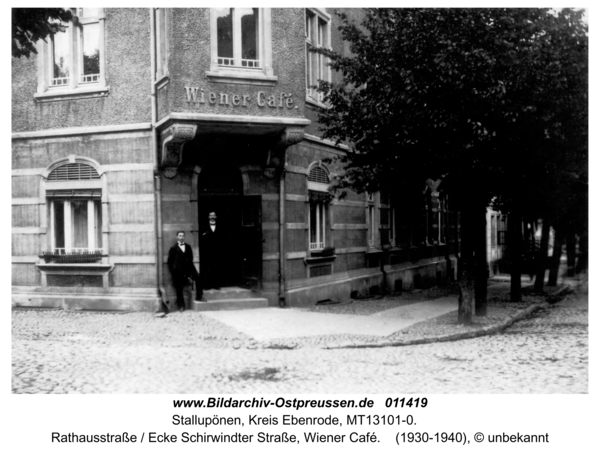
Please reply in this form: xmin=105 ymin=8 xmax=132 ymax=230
xmin=240 ymin=195 xmax=262 ymax=290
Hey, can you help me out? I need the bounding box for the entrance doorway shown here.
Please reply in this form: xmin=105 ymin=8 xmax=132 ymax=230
xmin=197 ymin=165 xmax=262 ymax=289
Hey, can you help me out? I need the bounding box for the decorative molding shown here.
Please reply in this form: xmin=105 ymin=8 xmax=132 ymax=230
xmin=159 ymin=123 xmax=198 ymax=179
xmin=102 ymin=163 xmax=155 ymax=172
xmin=12 ymin=123 xmax=152 ymax=140
xmin=286 ymin=223 xmax=308 ymax=230
xmin=110 ymin=256 xmax=156 ymax=264
xmin=108 ymin=194 xmax=154 ymax=203
xmin=334 ymin=247 xmax=368 ymax=254
xmin=286 ymin=194 xmax=308 ymax=202
xmin=108 ymin=224 xmax=155 ymax=233
xmin=34 ymin=85 xmax=110 ymax=103
xmin=12 ymin=227 xmax=45 ymax=234
xmin=206 ymin=71 xmax=278 ymax=87
xmin=155 ymin=113 xmax=310 ymax=130
xmin=332 ymin=224 xmax=368 ymax=230
xmin=12 ymin=168 xmax=45 ymax=176
xmin=11 ymin=256 xmax=40 ymax=263
xmin=12 ymin=198 xmax=40 ymax=206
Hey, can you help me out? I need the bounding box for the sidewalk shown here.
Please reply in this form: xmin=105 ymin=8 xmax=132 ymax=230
xmin=200 ymin=275 xmax=584 ymax=349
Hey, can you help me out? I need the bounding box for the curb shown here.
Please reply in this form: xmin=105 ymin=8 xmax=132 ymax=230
xmin=323 ymin=285 xmax=572 ymax=350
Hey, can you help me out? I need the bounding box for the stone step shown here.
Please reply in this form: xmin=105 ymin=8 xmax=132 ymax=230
xmin=201 ymin=287 xmax=255 ymax=301
xmin=192 ymin=297 xmax=269 ymax=311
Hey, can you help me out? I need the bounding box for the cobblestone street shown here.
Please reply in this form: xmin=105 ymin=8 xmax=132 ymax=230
xmin=12 ymin=289 xmax=587 ymax=394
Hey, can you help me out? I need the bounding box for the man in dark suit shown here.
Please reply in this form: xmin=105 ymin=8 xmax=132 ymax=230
xmin=200 ymin=211 xmax=224 ymax=290
xmin=168 ymin=231 xmax=203 ymax=312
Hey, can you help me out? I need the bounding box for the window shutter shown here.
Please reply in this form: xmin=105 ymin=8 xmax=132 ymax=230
xmin=308 ymin=165 xmax=329 ymax=184
xmin=48 ymin=163 xmax=100 ymax=181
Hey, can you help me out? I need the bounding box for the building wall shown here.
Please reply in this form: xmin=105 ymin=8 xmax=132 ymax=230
xmin=12 ymin=7 xmax=459 ymax=311
xmin=11 ymin=8 xmax=152 ymax=132
xmin=158 ymin=8 xmax=306 ymax=122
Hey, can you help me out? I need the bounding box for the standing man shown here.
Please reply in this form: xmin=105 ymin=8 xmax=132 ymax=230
xmin=168 ymin=231 xmax=203 ymax=312
xmin=200 ymin=211 xmax=224 ymax=290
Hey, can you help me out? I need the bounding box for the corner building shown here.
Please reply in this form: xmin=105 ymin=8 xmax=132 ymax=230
xmin=12 ymin=8 xmax=459 ymax=311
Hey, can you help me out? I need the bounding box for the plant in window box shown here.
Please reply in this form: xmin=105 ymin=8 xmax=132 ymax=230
xmin=40 ymin=249 xmax=103 ymax=263
xmin=311 ymin=246 xmax=335 ymax=258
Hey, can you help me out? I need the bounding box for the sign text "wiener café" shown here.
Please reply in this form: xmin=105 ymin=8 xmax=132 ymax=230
xmin=185 ymin=87 xmax=296 ymax=109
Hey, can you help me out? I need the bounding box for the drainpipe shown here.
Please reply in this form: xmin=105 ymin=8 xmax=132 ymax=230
xmin=150 ymin=9 xmax=167 ymax=307
xmin=278 ymin=153 xmax=287 ymax=308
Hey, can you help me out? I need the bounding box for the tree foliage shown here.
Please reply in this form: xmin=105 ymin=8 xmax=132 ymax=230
xmin=12 ymin=8 xmax=73 ymax=59
xmin=315 ymin=8 xmax=588 ymax=214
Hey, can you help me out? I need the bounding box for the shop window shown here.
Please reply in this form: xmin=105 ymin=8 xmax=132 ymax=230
xmin=307 ymin=163 xmax=330 ymax=251
xmin=305 ymin=8 xmax=331 ymax=103
xmin=41 ymin=159 xmax=105 ymax=263
xmin=208 ymin=8 xmax=275 ymax=85
xmin=35 ymin=8 xmax=108 ymax=101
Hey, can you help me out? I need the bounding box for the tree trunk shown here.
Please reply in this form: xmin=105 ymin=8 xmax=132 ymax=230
xmin=576 ymin=230 xmax=587 ymax=273
xmin=509 ymin=210 xmax=522 ymax=302
xmin=566 ymin=232 xmax=576 ymax=277
xmin=474 ymin=205 xmax=488 ymax=316
xmin=548 ymin=228 xmax=563 ymax=286
xmin=533 ymin=220 xmax=550 ymax=293
xmin=457 ymin=204 xmax=475 ymax=324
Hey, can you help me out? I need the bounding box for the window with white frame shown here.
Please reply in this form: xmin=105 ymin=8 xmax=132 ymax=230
xmin=308 ymin=163 xmax=330 ymax=251
xmin=305 ymin=8 xmax=331 ymax=102
xmin=208 ymin=8 xmax=275 ymax=84
xmin=45 ymin=162 xmax=103 ymax=256
xmin=36 ymin=8 xmax=107 ymax=99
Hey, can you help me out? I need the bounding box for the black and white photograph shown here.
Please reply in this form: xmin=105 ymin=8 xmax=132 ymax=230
xmin=8 ymin=4 xmax=592 ymax=451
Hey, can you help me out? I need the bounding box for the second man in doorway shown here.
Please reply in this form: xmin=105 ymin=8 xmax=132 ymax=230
xmin=200 ymin=211 xmax=225 ymax=290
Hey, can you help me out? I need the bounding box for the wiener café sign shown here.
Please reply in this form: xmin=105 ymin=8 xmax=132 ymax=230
xmin=184 ymin=87 xmax=295 ymax=109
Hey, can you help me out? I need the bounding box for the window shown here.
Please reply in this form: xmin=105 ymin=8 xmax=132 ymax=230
xmin=155 ymin=8 xmax=169 ymax=81
xmin=305 ymin=8 xmax=331 ymax=103
xmin=367 ymin=192 xmax=378 ymax=247
xmin=208 ymin=8 xmax=275 ymax=85
xmin=42 ymin=159 xmax=105 ymax=260
xmin=35 ymin=8 xmax=107 ymax=100
xmin=308 ymin=163 xmax=330 ymax=251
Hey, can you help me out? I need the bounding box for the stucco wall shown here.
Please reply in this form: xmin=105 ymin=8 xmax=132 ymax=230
xmin=11 ymin=8 xmax=152 ymax=133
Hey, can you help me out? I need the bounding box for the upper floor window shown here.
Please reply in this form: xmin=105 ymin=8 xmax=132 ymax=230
xmin=35 ymin=8 xmax=108 ymax=101
xmin=305 ymin=8 xmax=331 ymax=103
xmin=208 ymin=8 xmax=276 ymax=86
xmin=155 ymin=8 xmax=169 ymax=81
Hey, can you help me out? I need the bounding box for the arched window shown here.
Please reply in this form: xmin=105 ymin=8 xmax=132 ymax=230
xmin=43 ymin=158 xmax=104 ymax=259
xmin=307 ymin=162 xmax=330 ymax=251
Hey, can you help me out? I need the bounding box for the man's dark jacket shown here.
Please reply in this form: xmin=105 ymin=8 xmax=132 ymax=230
xmin=167 ymin=242 xmax=198 ymax=285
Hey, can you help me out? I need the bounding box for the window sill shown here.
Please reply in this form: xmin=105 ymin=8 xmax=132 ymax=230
xmin=155 ymin=74 xmax=170 ymax=89
xmin=305 ymin=96 xmax=328 ymax=109
xmin=206 ymin=70 xmax=278 ymax=87
xmin=304 ymin=255 xmax=337 ymax=265
xmin=36 ymin=262 xmax=113 ymax=272
xmin=34 ymin=85 xmax=110 ymax=103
